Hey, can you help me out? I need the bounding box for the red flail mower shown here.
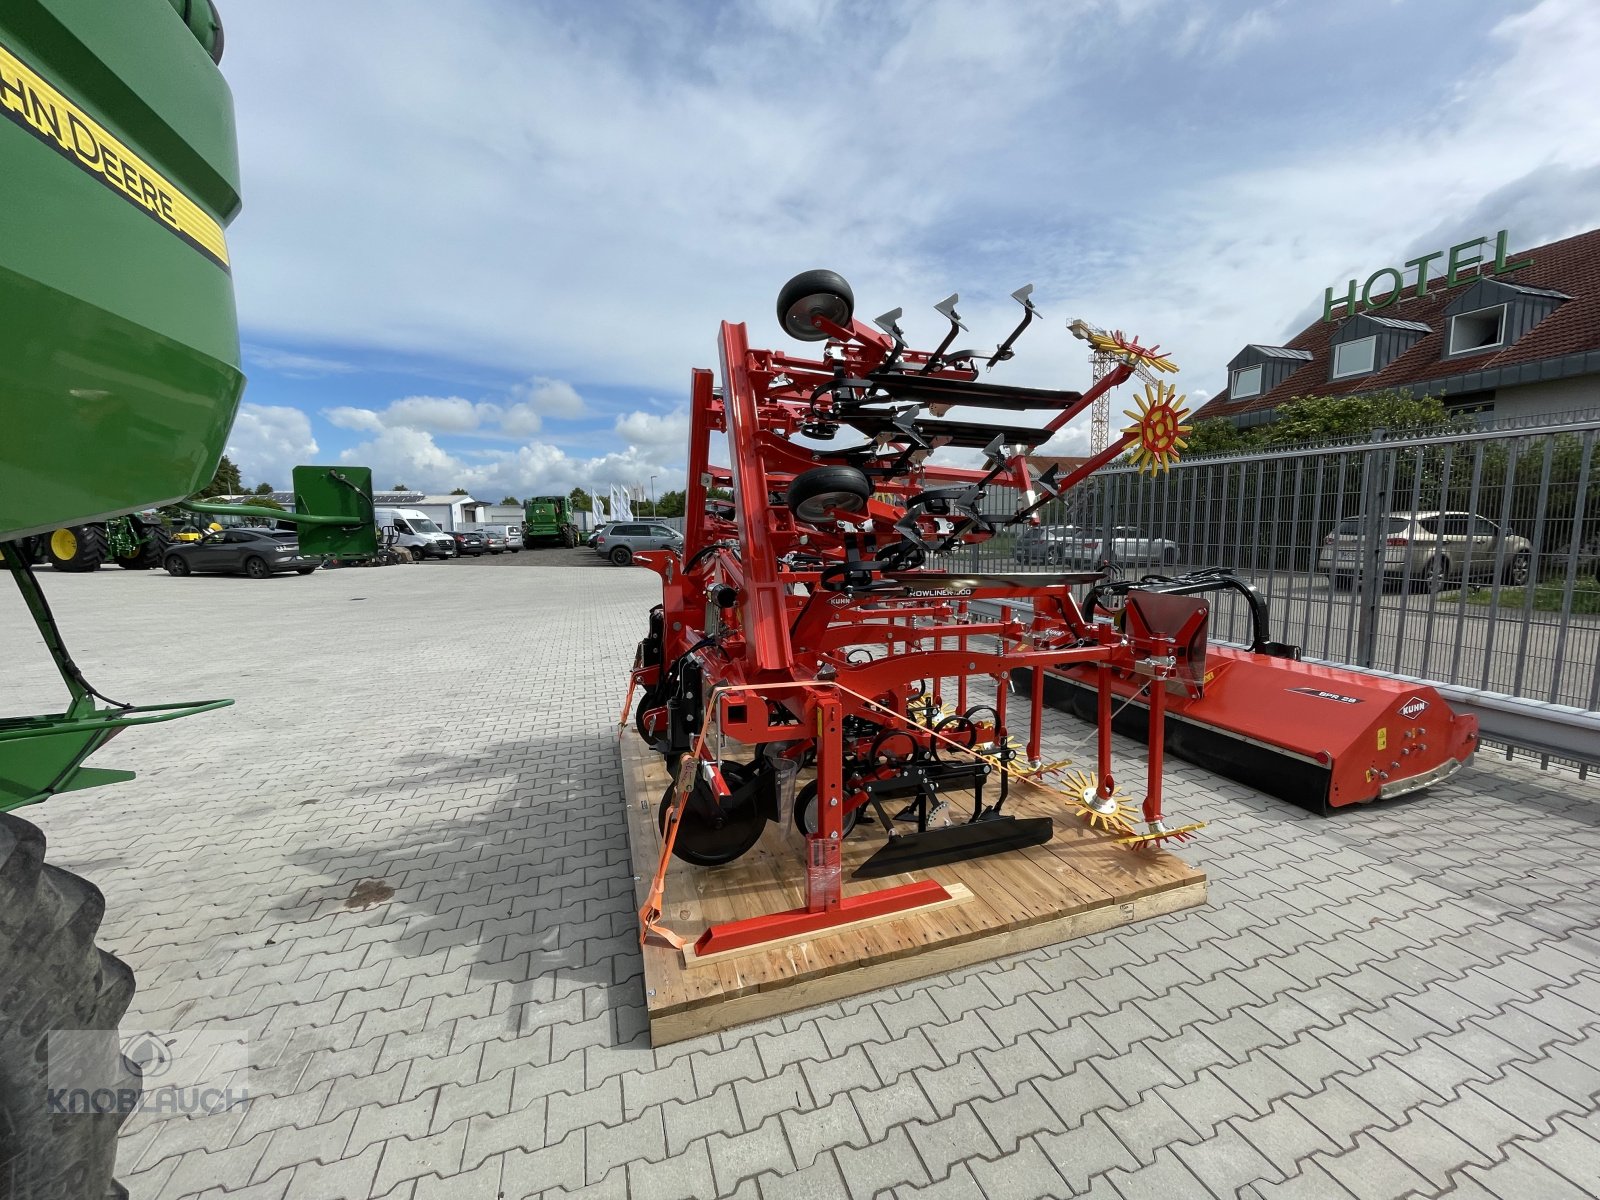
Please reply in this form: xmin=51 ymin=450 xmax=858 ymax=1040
xmin=622 ymin=270 xmax=1476 ymax=956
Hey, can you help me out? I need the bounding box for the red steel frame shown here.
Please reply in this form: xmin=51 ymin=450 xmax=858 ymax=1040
xmin=628 ymin=309 xmax=1200 ymax=956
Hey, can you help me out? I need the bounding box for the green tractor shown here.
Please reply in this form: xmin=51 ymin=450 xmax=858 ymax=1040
xmin=523 ymin=494 xmax=581 ymax=547
xmin=1 ymin=4 xmax=375 ymax=1195
xmin=36 ymin=512 xmax=172 ymax=572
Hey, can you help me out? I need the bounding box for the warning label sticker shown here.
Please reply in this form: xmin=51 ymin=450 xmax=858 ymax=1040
xmin=0 ymin=38 xmax=229 ymax=270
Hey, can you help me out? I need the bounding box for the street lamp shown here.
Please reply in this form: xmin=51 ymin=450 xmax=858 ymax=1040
xmin=649 ymin=475 xmax=657 ymax=517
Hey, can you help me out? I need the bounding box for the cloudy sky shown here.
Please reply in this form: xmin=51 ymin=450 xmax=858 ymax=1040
xmin=218 ymin=0 xmax=1600 ymax=499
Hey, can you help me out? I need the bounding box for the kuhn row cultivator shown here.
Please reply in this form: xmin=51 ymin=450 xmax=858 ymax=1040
xmin=621 ymin=270 xmax=1216 ymax=954
xmin=620 ymin=270 xmax=1478 ymax=957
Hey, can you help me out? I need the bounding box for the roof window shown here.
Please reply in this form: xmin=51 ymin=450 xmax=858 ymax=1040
xmin=1231 ymin=365 xmax=1263 ymax=398
xmin=1331 ymin=336 xmax=1376 ymax=379
xmin=1447 ymin=305 xmax=1506 ymax=357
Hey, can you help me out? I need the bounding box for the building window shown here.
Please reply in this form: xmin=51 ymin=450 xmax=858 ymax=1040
xmin=1232 ymin=365 xmax=1263 ymax=398
xmin=1331 ymin=336 xmax=1376 ymax=379
xmin=1447 ymin=305 xmax=1506 ymax=356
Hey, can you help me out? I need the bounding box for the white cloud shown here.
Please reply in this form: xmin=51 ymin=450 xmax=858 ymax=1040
xmin=337 ymin=429 xmax=681 ymax=500
xmin=383 ymin=395 xmax=483 ymax=433
xmin=324 ymin=406 xmax=386 ymax=433
xmin=513 ymin=377 xmax=587 ymax=418
xmin=613 ymin=408 xmax=690 ymax=449
xmin=223 ymin=0 xmax=1600 ymax=449
xmin=242 ymin=346 xmax=356 ymax=376
xmin=225 ymin=403 xmax=319 ymax=489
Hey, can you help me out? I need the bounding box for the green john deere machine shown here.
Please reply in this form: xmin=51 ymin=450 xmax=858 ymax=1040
xmin=0 ymin=4 xmax=372 ymax=1195
xmin=523 ymin=494 xmax=581 ymax=547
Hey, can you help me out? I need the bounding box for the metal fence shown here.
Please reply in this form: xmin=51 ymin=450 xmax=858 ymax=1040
xmin=946 ymin=412 xmax=1600 ymax=713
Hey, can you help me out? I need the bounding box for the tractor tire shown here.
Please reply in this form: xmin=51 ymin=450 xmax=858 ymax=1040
xmin=786 ymin=466 xmax=872 ymax=525
xmin=560 ymin=525 xmax=579 ymax=549
xmin=0 ymin=813 xmax=140 ymax=1200
xmin=776 ymin=269 xmax=854 ymax=342
xmin=45 ymin=526 xmax=107 ymax=573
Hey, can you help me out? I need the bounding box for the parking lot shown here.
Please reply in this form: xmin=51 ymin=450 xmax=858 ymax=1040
xmin=5 ymin=560 xmax=1600 ymax=1199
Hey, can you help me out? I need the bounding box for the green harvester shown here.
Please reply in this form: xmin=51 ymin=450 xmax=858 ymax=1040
xmin=523 ymin=494 xmax=582 ymax=547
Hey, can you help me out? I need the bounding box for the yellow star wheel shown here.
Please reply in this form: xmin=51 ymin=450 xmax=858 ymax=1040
xmin=1056 ymin=770 xmax=1137 ymax=835
xmin=1115 ymin=819 xmax=1207 ymax=850
xmin=1077 ymin=325 xmax=1178 ymax=375
xmin=1123 ymin=381 xmax=1192 ymax=475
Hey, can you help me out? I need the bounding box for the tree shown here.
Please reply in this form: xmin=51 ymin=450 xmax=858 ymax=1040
xmin=568 ymin=486 xmax=592 ymax=512
xmin=392 ymin=483 xmax=410 ymax=491
xmin=450 ymin=487 xmax=470 ymax=495
xmin=1183 ymin=418 xmax=1259 ymax=456
xmin=500 ymin=495 xmax=520 ymax=506
xmin=253 ymin=481 xmax=275 ymax=495
xmin=655 ymin=489 xmax=687 ymax=518
xmin=196 ymin=454 xmax=242 ymax=498
xmin=1262 ymin=388 xmax=1454 ymax=447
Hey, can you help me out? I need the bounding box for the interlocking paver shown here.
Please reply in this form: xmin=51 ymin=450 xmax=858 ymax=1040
xmin=14 ymin=566 xmax=1600 ymax=1200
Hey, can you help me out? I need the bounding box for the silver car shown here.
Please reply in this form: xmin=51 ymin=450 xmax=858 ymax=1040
xmin=1062 ymin=525 xmax=1180 ymax=568
xmin=595 ymin=522 xmax=683 ymax=565
xmin=1317 ymin=510 xmax=1532 ymax=590
xmin=1013 ymin=524 xmax=1082 ymax=565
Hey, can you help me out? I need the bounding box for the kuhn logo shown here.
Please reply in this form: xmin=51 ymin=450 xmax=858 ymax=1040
xmin=1399 ymin=697 xmax=1429 ymax=719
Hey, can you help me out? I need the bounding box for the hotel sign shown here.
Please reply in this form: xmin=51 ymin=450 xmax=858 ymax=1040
xmin=1323 ymin=229 xmax=1532 ymax=323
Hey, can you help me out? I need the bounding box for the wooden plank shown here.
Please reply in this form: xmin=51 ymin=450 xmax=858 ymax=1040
xmin=615 ymin=729 xmax=1207 ymax=1045
xmin=651 ymin=880 xmax=1208 ymax=1045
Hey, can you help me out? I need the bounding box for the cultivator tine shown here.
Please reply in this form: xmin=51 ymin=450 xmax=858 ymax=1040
xmin=986 ymin=284 xmax=1037 ymax=368
xmin=920 ymin=293 xmax=967 ymax=374
xmin=853 ymin=816 xmax=1055 ymax=879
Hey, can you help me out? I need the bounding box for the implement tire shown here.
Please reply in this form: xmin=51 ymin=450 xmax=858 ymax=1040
xmin=45 ymin=525 xmax=107 ymax=573
xmin=0 ymin=813 xmax=139 ymax=1199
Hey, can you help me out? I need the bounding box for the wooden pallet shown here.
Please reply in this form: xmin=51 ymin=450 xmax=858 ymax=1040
xmin=620 ymin=730 xmax=1207 ymax=1045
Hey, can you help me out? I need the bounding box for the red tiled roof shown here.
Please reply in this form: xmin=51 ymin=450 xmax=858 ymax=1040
xmin=1194 ymin=227 xmax=1600 ymax=421
xmin=1028 ymin=455 xmax=1091 ymax=474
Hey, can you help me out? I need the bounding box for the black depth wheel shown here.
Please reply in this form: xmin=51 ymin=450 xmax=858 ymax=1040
xmin=792 ymin=780 xmax=861 ymax=838
xmin=658 ymin=762 xmax=767 ymax=866
xmin=786 ymin=466 xmax=872 ymax=525
xmin=776 ymin=269 xmax=854 ymax=341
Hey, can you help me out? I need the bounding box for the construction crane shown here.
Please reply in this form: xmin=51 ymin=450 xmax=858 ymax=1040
xmin=1068 ymin=318 xmax=1178 ymax=455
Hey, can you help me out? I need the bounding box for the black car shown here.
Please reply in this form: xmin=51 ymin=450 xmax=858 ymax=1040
xmin=163 ymin=528 xmax=316 ymax=578
xmin=450 ymin=530 xmax=487 ymax=556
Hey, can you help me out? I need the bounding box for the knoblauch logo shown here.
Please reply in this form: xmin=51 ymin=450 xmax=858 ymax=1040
xmin=1399 ymin=696 xmax=1429 ymax=719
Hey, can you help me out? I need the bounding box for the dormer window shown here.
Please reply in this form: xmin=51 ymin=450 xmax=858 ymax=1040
xmin=1332 ymin=336 xmax=1377 ymax=379
xmin=1231 ymin=365 xmax=1263 ymax=398
xmin=1447 ymin=305 xmax=1506 ymax=356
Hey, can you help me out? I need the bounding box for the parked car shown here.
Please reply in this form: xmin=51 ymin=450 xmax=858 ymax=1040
xmin=450 ymin=530 xmax=487 ymax=556
xmin=1318 ymin=510 xmax=1532 ymax=590
xmin=479 ymin=523 xmax=519 ymax=553
xmin=1013 ymin=524 xmax=1082 ymax=565
xmin=586 ymin=522 xmax=616 ymax=548
xmin=483 ymin=530 xmax=507 ymax=554
xmin=163 ymin=528 xmax=316 ymax=579
xmin=1062 ymin=526 xmax=1179 ymax=568
xmin=595 ymin=522 xmax=683 ymax=565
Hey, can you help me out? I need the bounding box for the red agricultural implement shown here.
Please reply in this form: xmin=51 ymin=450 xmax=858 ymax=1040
xmin=620 ymin=271 xmax=1478 ymax=957
xmin=621 ymin=270 xmax=1210 ymax=955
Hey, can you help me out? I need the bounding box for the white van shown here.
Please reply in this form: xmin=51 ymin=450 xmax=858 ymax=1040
xmin=374 ymin=508 xmax=454 ymax=560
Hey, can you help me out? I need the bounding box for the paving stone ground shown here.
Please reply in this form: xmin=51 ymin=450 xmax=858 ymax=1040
xmin=5 ymin=559 xmax=1600 ymax=1200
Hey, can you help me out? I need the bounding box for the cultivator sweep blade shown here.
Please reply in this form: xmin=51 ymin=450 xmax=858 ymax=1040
xmin=853 ymin=816 xmax=1056 ymax=879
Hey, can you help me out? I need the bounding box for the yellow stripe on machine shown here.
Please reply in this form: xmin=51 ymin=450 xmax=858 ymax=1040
xmin=0 ymin=37 xmax=229 ymax=270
